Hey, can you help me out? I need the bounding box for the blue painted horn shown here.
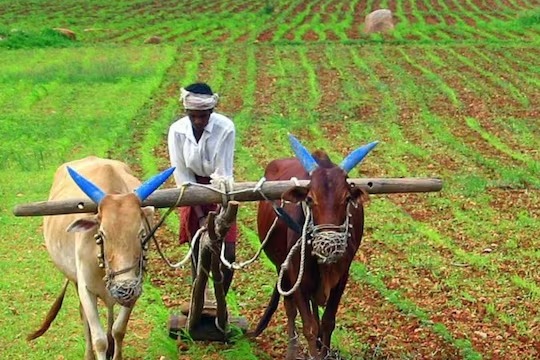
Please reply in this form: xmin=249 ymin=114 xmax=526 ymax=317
xmin=67 ymin=166 xmax=175 ymax=204
xmin=67 ymin=166 xmax=106 ymax=204
xmin=339 ymin=141 xmax=379 ymax=173
xmin=134 ymin=167 xmax=175 ymax=201
xmin=288 ymin=134 xmax=318 ymax=174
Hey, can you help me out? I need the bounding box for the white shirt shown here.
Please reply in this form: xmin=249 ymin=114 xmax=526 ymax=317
xmin=168 ymin=112 xmax=235 ymax=186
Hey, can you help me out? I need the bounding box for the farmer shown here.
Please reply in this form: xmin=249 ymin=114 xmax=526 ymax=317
xmin=167 ymin=82 xmax=237 ymax=296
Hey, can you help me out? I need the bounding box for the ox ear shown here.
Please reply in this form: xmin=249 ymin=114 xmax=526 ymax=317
xmin=282 ymin=186 xmax=309 ymax=203
xmin=350 ymin=184 xmax=369 ymax=204
xmin=66 ymin=216 xmax=99 ymax=233
xmin=141 ymin=206 xmax=154 ymax=222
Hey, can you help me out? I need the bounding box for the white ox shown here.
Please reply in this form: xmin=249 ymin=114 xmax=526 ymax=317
xmin=28 ymin=156 xmax=174 ymax=360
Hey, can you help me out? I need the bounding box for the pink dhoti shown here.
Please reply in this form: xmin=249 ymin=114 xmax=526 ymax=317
xmin=178 ymin=176 xmax=237 ymax=245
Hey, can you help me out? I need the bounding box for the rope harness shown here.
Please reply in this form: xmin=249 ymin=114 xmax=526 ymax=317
xmin=149 ymin=177 xmax=302 ymax=272
xmin=277 ymin=203 xmax=311 ymax=296
xmin=93 ymin=209 xmax=153 ymax=306
xmin=136 ymin=176 xmax=355 ymax=301
xmin=277 ymin=201 xmax=355 ymax=296
xmin=309 ymin=202 xmax=355 ymax=265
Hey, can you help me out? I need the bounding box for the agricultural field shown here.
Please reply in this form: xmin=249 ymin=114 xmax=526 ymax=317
xmin=0 ymin=0 xmax=538 ymax=359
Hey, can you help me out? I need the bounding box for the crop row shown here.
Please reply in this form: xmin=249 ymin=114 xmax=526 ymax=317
xmin=1 ymin=0 xmax=538 ymax=45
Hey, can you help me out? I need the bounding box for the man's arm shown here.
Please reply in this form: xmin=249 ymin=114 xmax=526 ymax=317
xmin=167 ymin=126 xmax=195 ymax=186
xmin=168 ymin=125 xmax=205 ymax=222
xmin=213 ymin=128 xmax=235 ymax=179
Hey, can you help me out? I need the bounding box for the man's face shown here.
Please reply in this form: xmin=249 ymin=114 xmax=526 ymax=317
xmin=187 ymin=109 xmax=212 ymax=132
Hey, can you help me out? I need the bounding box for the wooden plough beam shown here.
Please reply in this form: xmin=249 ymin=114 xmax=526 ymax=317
xmin=12 ymin=177 xmax=442 ymax=216
xmin=186 ymin=202 xmax=239 ymax=341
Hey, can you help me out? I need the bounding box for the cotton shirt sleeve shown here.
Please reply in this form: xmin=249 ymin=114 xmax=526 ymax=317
xmin=167 ymin=113 xmax=235 ymax=188
xmin=168 ymin=120 xmax=196 ymax=185
xmin=213 ymin=127 xmax=235 ymax=179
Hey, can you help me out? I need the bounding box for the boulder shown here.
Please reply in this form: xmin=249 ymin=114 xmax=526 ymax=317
xmin=364 ymin=9 xmax=394 ymax=34
xmin=144 ymin=35 xmax=162 ymax=44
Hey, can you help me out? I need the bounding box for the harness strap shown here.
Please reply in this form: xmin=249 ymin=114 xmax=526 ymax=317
xmin=256 ymin=177 xmax=303 ymax=234
xmin=273 ymin=206 xmax=303 ymax=234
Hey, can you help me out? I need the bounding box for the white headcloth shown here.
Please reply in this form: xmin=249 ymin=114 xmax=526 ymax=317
xmin=180 ymin=88 xmax=219 ymax=110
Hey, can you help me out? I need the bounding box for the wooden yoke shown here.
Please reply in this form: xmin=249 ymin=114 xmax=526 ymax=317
xmin=13 ymin=178 xmax=443 ymax=217
xmin=187 ymin=201 xmax=239 ymax=341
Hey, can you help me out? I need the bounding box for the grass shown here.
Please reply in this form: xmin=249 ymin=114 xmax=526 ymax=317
xmin=0 ymin=28 xmax=77 ymax=49
xmin=0 ymin=45 xmax=177 ymax=359
xmin=1 ymin=1 xmax=539 ymax=359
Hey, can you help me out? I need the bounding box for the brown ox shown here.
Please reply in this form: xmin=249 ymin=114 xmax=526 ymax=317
xmin=27 ymin=156 xmax=174 ymax=360
xmin=252 ymin=135 xmax=377 ymax=359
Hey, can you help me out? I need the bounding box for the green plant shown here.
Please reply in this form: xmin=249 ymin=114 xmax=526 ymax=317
xmin=0 ymin=28 xmax=76 ymax=49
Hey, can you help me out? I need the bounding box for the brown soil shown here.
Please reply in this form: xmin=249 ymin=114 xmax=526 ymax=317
xmin=110 ymin=3 xmax=540 ymax=359
xmin=302 ymin=29 xmax=319 ymax=42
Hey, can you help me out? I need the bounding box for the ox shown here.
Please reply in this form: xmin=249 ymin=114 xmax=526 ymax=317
xmin=252 ymin=135 xmax=377 ymax=359
xmin=27 ymin=156 xmax=174 ymax=360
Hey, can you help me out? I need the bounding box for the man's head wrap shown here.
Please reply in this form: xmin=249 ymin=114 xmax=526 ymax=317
xmin=180 ymin=88 xmax=219 ymax=110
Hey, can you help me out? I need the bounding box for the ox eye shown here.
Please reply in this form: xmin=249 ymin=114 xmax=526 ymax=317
xmin=305 ymin=196 xmax=314 ymax=205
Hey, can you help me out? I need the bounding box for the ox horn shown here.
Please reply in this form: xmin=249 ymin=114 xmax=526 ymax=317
xmin=339 ymin=141 xmax=379 ymax=173
xmin=288 ymin=134 xmax=318 ymax=174
xmin=67 ymin=166 xmax=106 ymax=204
xmin=134 ymin=167 xmax=175 ymax=201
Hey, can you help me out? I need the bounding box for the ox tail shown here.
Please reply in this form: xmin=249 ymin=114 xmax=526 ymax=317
xmin=248 ymin=284 xmax=280 ymax=338
xmin=27 ymin=279 xmax=70 ymax=341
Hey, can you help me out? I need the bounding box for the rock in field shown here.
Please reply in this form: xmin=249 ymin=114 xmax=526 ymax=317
xmin=364 ymin=9 xmax=394 ymax=34
xmin=144 ymin=35 xmax=163 ymax=44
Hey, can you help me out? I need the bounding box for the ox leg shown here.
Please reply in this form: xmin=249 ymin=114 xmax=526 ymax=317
xmin=283 ymin=296 xmax=299 ymax=360
xmin=111 ymin=305 xmax=134 ymax=360
xmin=311 ymin=300 xmax=321 ymax=351
xmin=78 ymin=284 xmax=108 ymax=360
xmin=319 ymin=274 xmax=349 ymax=358
xmin=294 ymin=291 xmax=320 ymax=359
xmin=106 ymin=304 xmax=115 ymax=359
xmin=80 ymin=303 xmax=96 ymax=360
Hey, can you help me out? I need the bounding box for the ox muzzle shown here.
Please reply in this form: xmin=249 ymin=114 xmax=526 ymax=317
xmin=307 ymin=202 xmax=354 ymax=264
xmin=106 ymin=276 xmax=142 ymax=308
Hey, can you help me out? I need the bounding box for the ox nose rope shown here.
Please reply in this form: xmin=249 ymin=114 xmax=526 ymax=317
xmin=219 ymin=203 xmax=280 ymax=270
xmin=106 ymin=259 xmax=143 ymax=307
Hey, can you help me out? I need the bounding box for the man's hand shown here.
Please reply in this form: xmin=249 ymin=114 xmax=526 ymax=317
xmin=194 ymin=205 xmax=206 ymax=228
xmin=198 ymin=216 xmax=206 ymax=228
